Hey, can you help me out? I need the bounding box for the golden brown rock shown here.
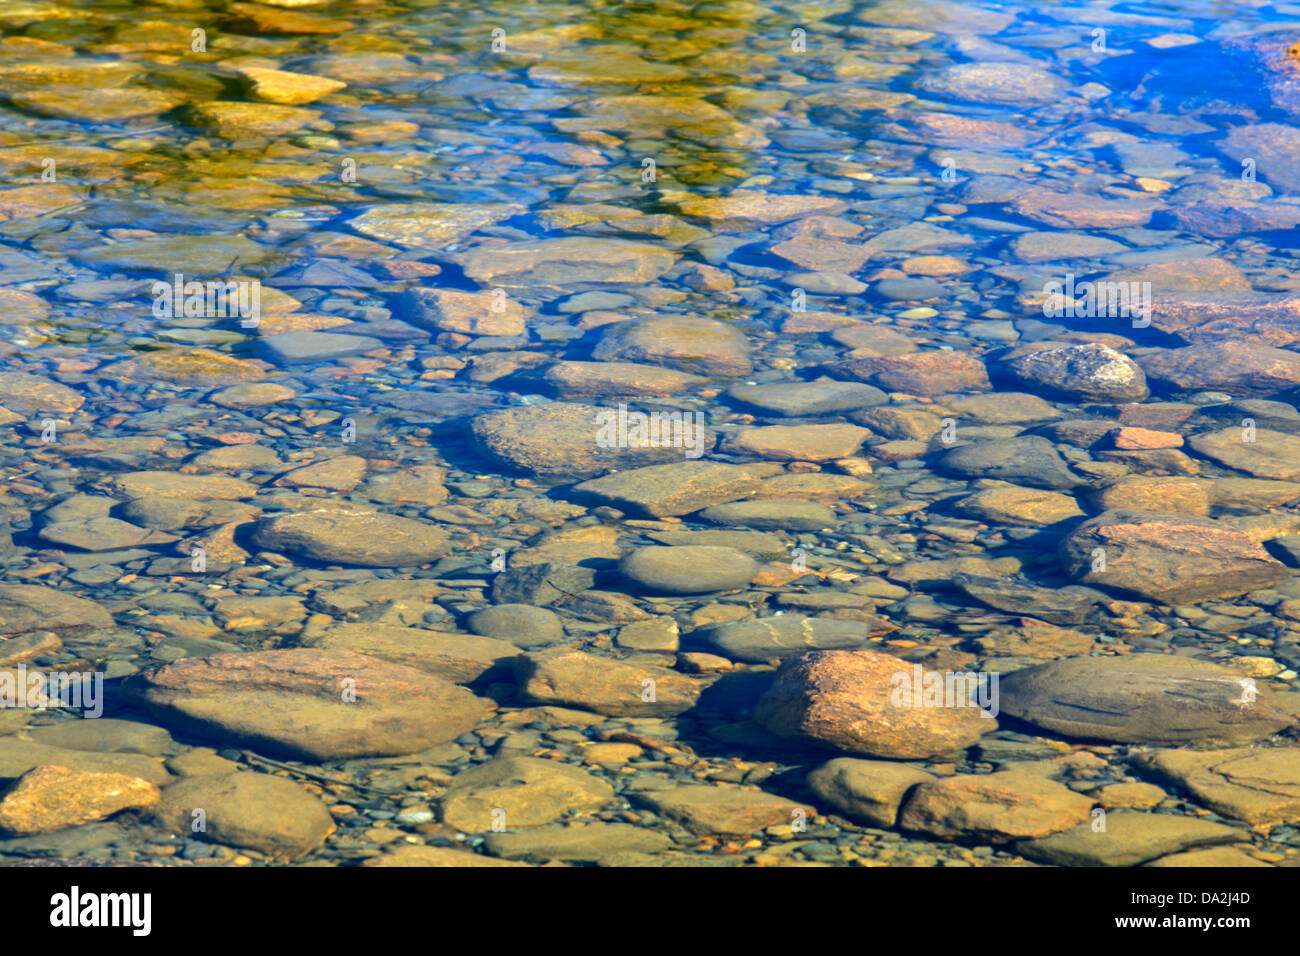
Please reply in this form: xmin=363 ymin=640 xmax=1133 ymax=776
xmin=755 ymin=649 xmax=992 ymax=758
xmin=0 ymin=765 xmax=159 ymax=836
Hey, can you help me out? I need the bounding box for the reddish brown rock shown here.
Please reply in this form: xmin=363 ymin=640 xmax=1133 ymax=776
xmin=1060 ymin=510 xmax=1289 ymax=603
xmin=402 ymin=288 xmax=531 ymax=336
xmin=754 ymin=649 xmax=993 ymax=759
xmin=1170 ymin=201 xmax=1300 ymax=238
xmin=123 ymin=649 xmax=490 ymax=760
xmin=361 ymin=845 xmax=529 ymax=866
xmin=1147 ymin=295 xmax=1300 ymax=346
xmin=570 ymin=460 xmax=774 ymax=517
xmin=273 ymin=455 xmax=367 ymax=492
xmin=829 ymin=324 xmax=918 ymax=356
xmin=1138 ymin=341 xmax=1300 ymax=396
xmin=675 ymin=190 xmax=846 ymax=227
xmin=825 ymin=352 xmax=990 ymax=396
xmin=0 ymin=372 xmax=84 ymax=414
xmin=1109 ymin=426 xmax=1183 ymax=450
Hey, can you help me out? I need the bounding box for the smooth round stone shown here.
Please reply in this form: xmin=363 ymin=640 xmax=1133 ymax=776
xmin=872 ymin=277 xmax=945 ymax=300
xmin=467 ymin=604 xmax=566 ymax=647
xmin=698 ymin=499 xmax=836 ymax=531
xmin=619 ymin=546 xmax=758 ymax=594
xmin=783 ymin=271 xmax=867 ymax=295
xmin=557 ymin=291 xmax=633 ymax=313
xmin=704 ymin=615 xmax=868 ymax=662
xmin=726 ymin=380 xmax=886 ymax=417
xmin=252 ymin=511 xmax=450 ymax=567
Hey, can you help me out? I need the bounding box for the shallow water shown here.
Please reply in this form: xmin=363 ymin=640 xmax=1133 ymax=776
xmin=0 ymin=0 xmax=1299 ymax=867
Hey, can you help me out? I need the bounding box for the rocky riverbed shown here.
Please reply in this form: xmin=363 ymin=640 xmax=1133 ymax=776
xmin=0 ymin=0 xmax=1298 ymax=868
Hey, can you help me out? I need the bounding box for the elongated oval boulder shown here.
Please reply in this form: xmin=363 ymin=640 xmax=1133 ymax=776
xmin=620 ymin=545 xmax=757 ymax=594
xmin=438 ymin=756 xmax=614 ymax=833
xmin=0 ymin=765 xmax=160 ymax=836
xmin=1000 ymin=654 xmax=1297 ymax=746
xmin=704 ymin=616 xmax=867 ymax=662
xmin=898 ymin=770 xmax=1093 ymax=843
xmin=755 ymin=649 xmax=993 ymax=758
xmin=937 ymin=436 xmax=1084 ymax=490
xmin=123 ymin=649 xmax=490 ymax=760
xmin=1059 ymin=509 xmax=1289 ymax=603
xmin=593 ymin=316 xmax=752 ymax=376
xmin=152 ymin=772 xmax=335 ymax=860
xmin=471 ymin=402 xmax=708 ymax=481
xmin=516 ymin=649 xmax=702 ymax=717
xmin=0 ymin=585 xmax=112 ymax=638
xmin=252 ymin=511 xmax=450 ymax=567
xmin=1002 ymin=342 xmax=1148 ymax=402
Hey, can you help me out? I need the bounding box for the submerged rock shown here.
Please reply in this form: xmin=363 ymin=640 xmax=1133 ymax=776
xmin=153 ymin=773 xmax=335 ymax=861
xmin=253 ymin=511 xmax=450 ymax=567
xmin=917 ymin=62 xmax=1069 ymax=107
xmin=124 ymin=649 xmax=489 ymax=759
xmin=516 ymin=649 xmax=702 ymax=717
xmin=570 ymin=461 xmax=772 ymax=517
xmin=471 ymin=402 xmax=708 ymax=481
xmin=938 ymin=436 xmax=1084 ymax=490
xmin=439 ymin=756 xmax=614 ymax=832
xmin=755 ymin=649 xmax=992 ymax=758
xmin=593 ymin=316 xmax=752 ymax=376
xmin=632 ymin=785 xmax=809 ymax=836
xmin=806 ymin=758 xmax=935 ymax=828
xmin=1002 ymin=343 xmax=1148 ymax=402
xmin=899 ymin=770 xmax=1092 ymax=843
xmin=1132 ymin=747 xmax=1300 ymax=827
xmin=0 ymin=766 xmax=159 ymax=836
xmin=452 ymin=238 xmax=676 ymax=290
xmin=826 ymin=352 xmax=990 ymax=396
xmin=1000 ymin=654 xmax=1296 ymax=745
xmin=703 ymin=616 xmax=868 ymax=662
xmin=619 ymin=546 xmax=757 ymax=594
xmin=1017 ymin=811 xmax=1240 ymax=867
xmin=1059 ymin=509 xmax=1289 ymax=603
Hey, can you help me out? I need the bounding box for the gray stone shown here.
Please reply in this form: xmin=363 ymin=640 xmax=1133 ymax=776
xmin=703 ymin=616 xmax=868 ymax=662
xmin=806 ymin=758 xmax=935 ymax=827
xmin=619 ymin=546 xmax=757 ymax=594
xmin=1017 ymin=810 xmax=1241 ymax=867
xmin=1000 ymin=654 xmax=1297 ymax=745
xmin=466 ymin=604 xmax=566 ymax=647
xmin=937 ymin=436 xmax=1084 ymax=490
